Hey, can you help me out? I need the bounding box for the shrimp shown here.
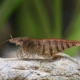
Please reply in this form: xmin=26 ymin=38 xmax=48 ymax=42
xmin=8 ymin=37 xmax=80 ymax=59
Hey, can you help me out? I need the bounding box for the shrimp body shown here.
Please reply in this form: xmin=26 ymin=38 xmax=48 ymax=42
xmin=9 ymin=38 xmax=80 ymax=59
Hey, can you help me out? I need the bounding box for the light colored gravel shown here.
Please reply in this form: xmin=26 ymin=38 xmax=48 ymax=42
xmin=0 ymin=53 xmax=80 ymax=80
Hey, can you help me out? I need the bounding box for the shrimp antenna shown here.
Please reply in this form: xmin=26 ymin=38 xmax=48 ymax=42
xmin=10 ymin=34 xmax=13 ymax=39
xmin=0 ymin=34 xmax=13 ymax=48
xmin=0 ymin=40 xmax=9 ymax=49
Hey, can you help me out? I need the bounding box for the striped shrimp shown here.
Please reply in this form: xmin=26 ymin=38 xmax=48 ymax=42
xmin=8 ymin=37 xmax=80 ymax=59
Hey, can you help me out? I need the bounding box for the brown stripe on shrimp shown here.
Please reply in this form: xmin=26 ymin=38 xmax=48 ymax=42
xmin=63 ymin=41 xmax=73 ymax=49
xmin=42 ymin=44 xmax=45 ymax=55
xmin=60 ymin=41 xmax=72 ymax=51
xmin=53 ymin=40 xmax=63 ymax=52
xmin=54 ymin=40 xmax=59 ymax=52
xmin=48 ymin=40 xmax=53 ymax=56
xmin=57 ymin=40 xmax=63 ymax=52
xmin=62 ymin=41 xmax=68 ymax=50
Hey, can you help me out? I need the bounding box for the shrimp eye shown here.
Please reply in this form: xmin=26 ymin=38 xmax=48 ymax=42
xmin=19 ymin=39 xmax=23 ymax=42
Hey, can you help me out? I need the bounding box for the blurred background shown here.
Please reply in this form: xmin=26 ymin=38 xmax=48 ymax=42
xmin=0 ymin=0 xmax=80 ymax=59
